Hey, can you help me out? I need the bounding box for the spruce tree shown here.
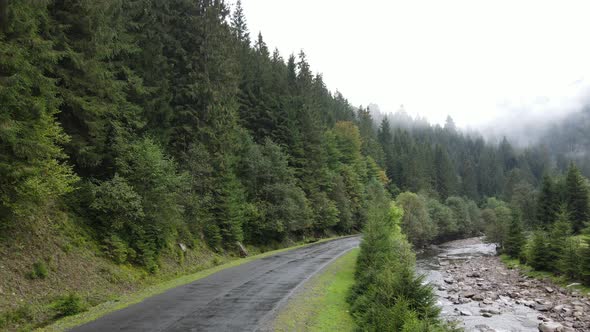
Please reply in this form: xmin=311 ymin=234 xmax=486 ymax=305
xmin=433 ymin=144 xmax=455 ymax=199
xmin=536 ymin=175 xmax=560 ymax=228
xmin=230 ymin=0 xmax=250 ymax=44
xmin=528 ymin=230 xmax=552 ymax=271
xmin=565 ymin=163 xmax=590 ymax=233
xmin=377 ymin=117 xmax=395 ymax=185
xmin=0 ymin=1 xmax=77 ymax=219
xmin=582 ymin=227 xmax=590 ymax=284
xmin=547 ymin=208 xmax=572 ymax=271
xmin=559 ymin=237 xmax=582 ymax=279
xmin=504 ymin=214 xmax=525 ymax=259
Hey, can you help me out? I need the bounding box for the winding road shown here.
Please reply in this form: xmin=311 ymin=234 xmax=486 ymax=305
xmin=71 ymin=236 xmax=360 ymax=332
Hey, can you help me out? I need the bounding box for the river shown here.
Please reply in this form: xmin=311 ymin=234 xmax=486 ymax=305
xmin=416 ymin=237 xmax=589 ymax=332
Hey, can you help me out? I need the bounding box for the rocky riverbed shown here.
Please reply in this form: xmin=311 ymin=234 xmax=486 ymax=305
xmin=417 ymin=237 xmax=590 ymax=332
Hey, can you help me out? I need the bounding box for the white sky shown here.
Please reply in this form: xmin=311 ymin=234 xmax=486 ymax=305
xmin=240 ymin=0 xmax=590 ymax=128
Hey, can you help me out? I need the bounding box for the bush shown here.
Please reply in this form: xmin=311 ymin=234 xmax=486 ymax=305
xmin=102 ymin=234 xmax=134 ymax=264
xmin=0 ymin=304 xmax=33 ymax=329
xmin=51 ymin=293 xmax=87 ymax=318
xmin=27 ymin=261 xmax=49 ymax=279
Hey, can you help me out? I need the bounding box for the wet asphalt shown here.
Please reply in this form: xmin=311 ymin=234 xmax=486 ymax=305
xmin=70 ymin=236 xmax=360 ymax=332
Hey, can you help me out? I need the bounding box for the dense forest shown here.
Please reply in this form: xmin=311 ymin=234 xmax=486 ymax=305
xmin=1 ymin=0 xmax=388 ymax=271
xmin=2 ymin=0 xmax=590 ymax=330
xmin=0 ymin=0 xmax=506 ymax=267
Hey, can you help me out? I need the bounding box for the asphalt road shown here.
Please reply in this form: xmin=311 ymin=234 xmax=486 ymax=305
xmin=71 ymin=236 xmax=360 ymax=332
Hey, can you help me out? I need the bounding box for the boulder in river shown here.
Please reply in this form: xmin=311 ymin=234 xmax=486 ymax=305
xmin=460 ymin=310 xmax=473 ymax=316
xmin=538 ymin=321 xmax=563 ymax=332
xmin=462 ymin=291 xmax=475 ymax=298
xmin=535 ymin=303 xmax=553 ymax=312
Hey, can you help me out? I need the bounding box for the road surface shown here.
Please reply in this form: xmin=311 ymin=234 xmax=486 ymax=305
xmin=71 ymin=236 xmax=360 ymax=332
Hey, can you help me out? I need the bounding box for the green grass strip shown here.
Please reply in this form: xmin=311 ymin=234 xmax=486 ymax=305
xmin=273 ymin=248 xmax=358 ymax=332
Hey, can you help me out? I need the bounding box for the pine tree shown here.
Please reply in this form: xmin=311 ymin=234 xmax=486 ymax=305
xmin=499 ymin=136 xmax=517 ymax=171
xmin=433 ymin=144 xmax=455 ymax=199
xmin=377 ymin=117 xmax=395 ymax=186
xmin=230 ymin=0 xmax=250 ymax=44
xmin=546 ymin=208 xmax=572 ymax=271
xmin=558 ymin=237 xmax=582 ymax=279
xmin=536 ymin=175 xmax=560 ymax=228
xmin=460 ymin=158 xmax=479 ymax=201
xmin=0 ymin=1 xmax=77 ymax=219
xmin=357 ymin=106 xmax=385 ymax=166
xmin=528 ymin=230 xmax=552 ymax=271
xmin=582 ymin=227 xmax=590 ymax=284
xmin=510 ymin=181 xmax=537 ymax=228
xmin=504 ymin=214 xmax=525 ymax=258
xmin=565 ymin=163 xmax=590 ymax=233
xmin=48 ymin=0 xmax=143 ymax=178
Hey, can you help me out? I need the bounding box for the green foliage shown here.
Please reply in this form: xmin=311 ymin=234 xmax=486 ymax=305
xmin=558 ymin=237 xmax=582 ymax=279
xmin=0 ymin=304 xmax=33 ymax=329
xmin=239 ymin=138 xmax=311 ymax=242
xmin=51 ymin=293 xmax=87 ymax=318
xmin=504 ymin=215 xmax=525 ymax=259
xmin=582 ymin=228 xmax=590 ymax=284
xmin=527 ymin=231 xmax=552 ymax=271
xmin=396 ymin=192 xmax=436 ymax=247
xmin=565 ymin=163 xmax=590 ymax=233
xmin=509 ymin=181 xmax=537 ymax=228
xmin=445 ymin=196 xmax=474 ymax=237
xmin=27 ymin=261 xmax=49 ymax=280
xmin=433 ymin=145 xmax=456 ymax=199
xmin=349 ymin=201 xmax=447 ymax=331
xmin=483 ymin=198 xmax=511 ymax=249
xmin=546 ymin=209 xmax=573 ymax=271
xmin=8 ymin=0 xmax=583 ymax=286
xmin=102 ymin=234 xmax=135 ymax=264
xmin=426 ymin=198 xmax=456 ymax=241
xmin=90 ymin=138 xmax=187 ymax=268
xmin=0 ymin=0 xmax=77 ymax=221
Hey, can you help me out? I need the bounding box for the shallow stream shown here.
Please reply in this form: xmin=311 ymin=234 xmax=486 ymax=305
xmin=416 ymin=238 xmax=540 ymax=332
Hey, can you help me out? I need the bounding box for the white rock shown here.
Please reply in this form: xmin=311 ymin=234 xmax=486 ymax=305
xmin=538 ymin=321 xmax=563 ymax=332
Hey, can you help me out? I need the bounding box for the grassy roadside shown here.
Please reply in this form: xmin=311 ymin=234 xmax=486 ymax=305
xmin=272 ymin=248 xmax=358 ymax=332
xmin=39 ymin=236 xmax=353 ymax=332
xmin=500 ymin=254 xmax=590 ymax=295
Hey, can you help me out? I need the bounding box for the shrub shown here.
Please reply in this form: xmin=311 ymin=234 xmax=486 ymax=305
xmin=102 ymin=234 xmax=134 ymax=264
xmin=51 ymin=293 xmax=87 ymax=318
xmin=27 ymin=261 xmax=48 ymax=280
xmin=0 ymin=304 xmax=33 ymax=329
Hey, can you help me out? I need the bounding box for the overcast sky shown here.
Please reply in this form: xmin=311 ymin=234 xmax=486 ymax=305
xmin=240 ymin=0 xmax=590 ymax=129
